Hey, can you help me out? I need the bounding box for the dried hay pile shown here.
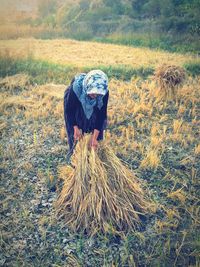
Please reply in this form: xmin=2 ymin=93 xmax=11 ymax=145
xmin=154 ymin=64 xmax=186 ymax=99
xmin=0 ymin=74 xmax=30 ymax=91
xmin=57 ymin=135 xmax=154 ymax=235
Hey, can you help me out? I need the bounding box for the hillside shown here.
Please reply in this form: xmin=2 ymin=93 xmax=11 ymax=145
xmin=0 ymin=0 xmax=199 ymax=53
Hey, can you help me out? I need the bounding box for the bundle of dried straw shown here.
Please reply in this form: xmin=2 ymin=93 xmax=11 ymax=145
xmin=154 ymin=64 xmax=186 ymax=99
xmin=0 ymin=74 xmax=30 ymax=90
xmin=56 ymin=135 xmax=154 ymax=235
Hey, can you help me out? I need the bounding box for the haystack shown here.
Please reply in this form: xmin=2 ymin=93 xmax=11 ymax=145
xmin=56 ymin=135 xmax=154 ymax=235
xmin=154 ymin=64 xmax=186 ymax=99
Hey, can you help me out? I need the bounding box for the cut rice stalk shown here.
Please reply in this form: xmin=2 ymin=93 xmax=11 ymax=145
xmin=154 ymin=64 xmax=186 ymax=100
xmin=56 ymin=135 xmax=155 ymax=235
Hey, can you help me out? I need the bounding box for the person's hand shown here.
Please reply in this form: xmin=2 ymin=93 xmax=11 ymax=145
xmin=89 ymin=135 xmax=98 ymax=150
xmin=73 ymin=126 xmax=82 ymax=141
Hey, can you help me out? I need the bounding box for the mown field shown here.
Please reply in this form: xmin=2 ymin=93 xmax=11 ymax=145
xmin=0 ymin=39 xmax=200 ymax=267
xmin=0 ymin=38 xmax=199 ymax=69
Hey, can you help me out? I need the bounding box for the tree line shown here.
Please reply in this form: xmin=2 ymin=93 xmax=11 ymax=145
xmin=35 ymin=0 xmax=199 ymax=35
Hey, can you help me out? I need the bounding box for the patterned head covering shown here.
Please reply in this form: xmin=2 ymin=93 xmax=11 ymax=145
xmin=83 ymin=70 xmax=108 ymax=96
xmin=72 ymin=70 xmax=109 ymax=119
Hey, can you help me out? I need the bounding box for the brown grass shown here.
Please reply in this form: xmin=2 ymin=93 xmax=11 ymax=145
xmin=0 ymin=73 xmax=30 ymax=91
xmin=56 ymin=135 xmax=155 ymax=235
xmin=1 ymin=83 xmax=63 ymax=118
xmin=140 ymin=148 xmax=161 ymax=169
xmin=0 ymin=39 xmax=198 ymax=68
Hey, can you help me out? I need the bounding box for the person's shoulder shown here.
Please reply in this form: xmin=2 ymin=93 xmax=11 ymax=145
xmin=64 ymin=79 xmax=75 ymax=99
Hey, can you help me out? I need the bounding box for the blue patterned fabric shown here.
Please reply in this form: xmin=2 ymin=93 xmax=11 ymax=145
xmin=72 ymin=70 xmax=108 ymax=119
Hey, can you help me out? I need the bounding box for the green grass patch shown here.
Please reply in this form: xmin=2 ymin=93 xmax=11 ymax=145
xmin=0 ymin=56 xmax=76 ymax=84
xmin=84 ymin=65 xmax=154 ymax=80
xmin=26 ymin=30 xmax=200 ymax=54
xmin=0 ymin=57 xmax=154 ymax=83
xmin=0 ymin=57 xmax=199 ymax=85
xmin=184 ymin=62 xmax=200 ymax=76
xmin=94 ymin=33 xmax=200 ymax=54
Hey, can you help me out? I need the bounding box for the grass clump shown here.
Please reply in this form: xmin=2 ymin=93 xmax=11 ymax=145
xmin=57 ymin=135 xmax=155 ymax=236
xmin=184 ymin=62 xmax=200 ymax=77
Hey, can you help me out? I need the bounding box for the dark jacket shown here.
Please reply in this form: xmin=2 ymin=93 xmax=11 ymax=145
xmin=64 ymin=79 xmax=109 ymax=133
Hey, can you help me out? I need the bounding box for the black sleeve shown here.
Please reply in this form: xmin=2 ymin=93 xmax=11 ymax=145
xmin=95 ymin=91 xmax=109 ymax=131
xmin=64 ymin=85 xmax=80 ymax=127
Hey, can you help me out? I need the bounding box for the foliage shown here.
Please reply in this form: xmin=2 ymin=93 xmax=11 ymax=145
xmin=184 ymin=62 xmax=200 ymax=77
xmin=98 ymin=32 xmax=200 ymax=53
xmin=1 ymin=0 xmax=199 ymax=53
xmin=38 ymin=0 xmax=58 ymax=18
xmin=103 ymin=0 xmax=125 ymax=15
xmin=32 ymin=0 xmax=200 ymax=53
xmin=32 ymin=0 xmax=200 ymax=36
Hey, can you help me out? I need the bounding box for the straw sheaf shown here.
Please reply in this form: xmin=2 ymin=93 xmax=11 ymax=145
xmin=154 ymin=64 xmax=186 ymax=99
xmin=56 ymin=135 xmax=154 ymax=235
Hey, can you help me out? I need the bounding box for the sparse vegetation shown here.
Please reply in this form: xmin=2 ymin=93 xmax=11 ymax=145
xmin=1 ymin=38 xmax=200 ymax=266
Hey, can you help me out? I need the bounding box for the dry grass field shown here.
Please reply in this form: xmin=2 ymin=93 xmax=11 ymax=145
xmin=0 ymin=38 xmax=199 ymax=68
xmin=0 ymin=39 xmax=200 ymax=266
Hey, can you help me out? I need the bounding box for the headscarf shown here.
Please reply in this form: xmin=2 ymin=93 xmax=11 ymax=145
xmin=72 ymin=70 xmax=108 ymax=119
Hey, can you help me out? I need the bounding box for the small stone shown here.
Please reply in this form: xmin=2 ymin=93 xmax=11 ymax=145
xmin=32 ymin=176 xmax=37 ymax=181
xmin=42 ymin=203 xmax=50 ymax=207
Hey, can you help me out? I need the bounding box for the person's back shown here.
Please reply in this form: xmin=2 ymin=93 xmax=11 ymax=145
xmin=63 ymin=70 xmax=109 ymax=161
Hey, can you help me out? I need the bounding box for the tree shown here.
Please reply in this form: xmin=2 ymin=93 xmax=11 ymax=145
xmin=143 ymin=0 xmax=161 ymax=18
xmin=79 ymin=0 xmax=90 ymax=11
xmin=103 ymin=0 xmax=124 ymax=15
xmin=129 ymin=0 xmax=148 ymax=18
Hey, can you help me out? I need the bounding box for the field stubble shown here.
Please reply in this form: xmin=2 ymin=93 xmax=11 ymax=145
xmin=0 ymin=69 xmax=199 ymax=266
xmin=0 ymin=38 xmax=200 ymax=266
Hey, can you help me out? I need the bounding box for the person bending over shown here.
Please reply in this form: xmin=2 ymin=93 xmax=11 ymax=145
xmin=64 ymin=69 xmax=109 ymax=159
